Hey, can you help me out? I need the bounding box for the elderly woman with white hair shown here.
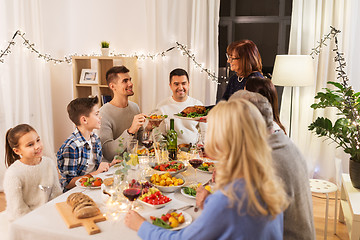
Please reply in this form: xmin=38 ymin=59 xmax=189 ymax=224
xmin=124 ymin=98 xmax=288 ymax=240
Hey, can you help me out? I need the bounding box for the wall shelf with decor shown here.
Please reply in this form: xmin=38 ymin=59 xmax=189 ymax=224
xmin=72 ymin=56 xmax=139 ymax=105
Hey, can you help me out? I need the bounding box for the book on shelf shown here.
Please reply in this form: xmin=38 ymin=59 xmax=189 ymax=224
xmin=101 ymin=95 xmax=112 ymax=105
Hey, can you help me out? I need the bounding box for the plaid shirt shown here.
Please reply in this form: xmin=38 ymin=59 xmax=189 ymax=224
xmin=57 ymin=128 xmax=102 ymax=190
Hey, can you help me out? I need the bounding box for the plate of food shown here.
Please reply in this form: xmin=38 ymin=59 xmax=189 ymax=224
xmin=149 ymin=160 xmax=187 ymax=176
xmin=180 ymin=185 xmax=197 ymax=199
xmin=197 ymin=161 xmax=216 ymax=173
xmin=137 ymin=147 xmax=155 ymax=156
xmin=147 ymin=211 xmax=192 ymax=231
xmin=75 ymin=175 xmax=103 ymax=189
xmin=146 ymin=173 xmax=185 ymax=193
xmin=174 ymin=105 xmax=213 ymax=121
xmin=138 ymin=187 xmax=172 ymax=208
xmin=146 ymin=114 xmax=168 ymax=121
xmin=181 ymin=183 xmax=213 ymax=199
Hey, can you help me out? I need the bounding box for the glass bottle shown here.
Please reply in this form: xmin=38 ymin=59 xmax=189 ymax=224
xmin=167 ymin=119 xmax=178 ymax=160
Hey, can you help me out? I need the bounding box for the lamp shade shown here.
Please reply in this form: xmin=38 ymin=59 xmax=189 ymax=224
xmin=271 ymin=55 xmax=315 ymax=87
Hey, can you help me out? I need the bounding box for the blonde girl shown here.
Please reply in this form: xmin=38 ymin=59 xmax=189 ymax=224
xmin=124 ymin=99 xmax=288 ymax=240
xmin=4 ymin=124 xmax=62 ymax=221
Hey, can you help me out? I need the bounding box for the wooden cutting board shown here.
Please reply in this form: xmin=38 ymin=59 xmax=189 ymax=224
xmin=56 ymin=202 xmax=106 ymax=235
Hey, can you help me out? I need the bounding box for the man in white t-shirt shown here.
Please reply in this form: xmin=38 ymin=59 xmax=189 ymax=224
xmin=155 ymin=68 xmax=206 ymax=145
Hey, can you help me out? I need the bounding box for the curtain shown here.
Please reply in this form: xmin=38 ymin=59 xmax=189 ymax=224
xmin=0 ymin=0 xmax=54 ymax=191
xmin=140 ymin=0 xmax=219 ymax=113
xmin=282 ymin=0 xmax=354 ymax=183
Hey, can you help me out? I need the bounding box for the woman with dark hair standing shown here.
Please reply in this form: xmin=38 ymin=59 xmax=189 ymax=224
xmin=245 ymin=77 xmax=287 ymax=134
xmin=221 ymin=39 xmax=264 ymax=101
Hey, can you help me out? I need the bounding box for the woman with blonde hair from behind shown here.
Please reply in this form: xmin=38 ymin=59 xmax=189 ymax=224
xmin=125 ymin=99 xmax=288 ymax=240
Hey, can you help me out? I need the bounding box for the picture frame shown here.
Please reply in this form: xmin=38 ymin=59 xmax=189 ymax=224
xmin=79 ymin=69 xmax=98 ymax=84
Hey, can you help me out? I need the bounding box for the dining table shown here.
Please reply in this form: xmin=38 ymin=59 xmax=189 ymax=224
xmin=8 ymin=158 xmax=213 ymax=240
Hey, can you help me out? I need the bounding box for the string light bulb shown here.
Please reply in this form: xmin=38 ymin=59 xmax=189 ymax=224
xmin=0 ymin=30 xmax=220 ymax=83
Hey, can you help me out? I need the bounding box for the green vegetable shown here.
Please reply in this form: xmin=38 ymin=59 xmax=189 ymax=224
xmin=183 ymin=187 xmax=197 ymax=196
xmin=152 ymin=218 xmax=172 ymax=229
xmin=198 ymin=165 xmax=208 ymax=171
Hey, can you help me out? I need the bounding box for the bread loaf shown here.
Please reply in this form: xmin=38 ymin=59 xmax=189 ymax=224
xmin=66 ymin=192 xmax=100 ymax=219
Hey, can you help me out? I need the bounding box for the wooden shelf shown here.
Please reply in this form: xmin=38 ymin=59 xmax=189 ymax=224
xmin=72 ymin=56 xmax=139 ymax=105
xmin=339 ymin=174 xmax=360 ymax=239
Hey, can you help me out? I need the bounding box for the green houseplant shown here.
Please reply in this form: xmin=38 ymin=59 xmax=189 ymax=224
xmin=100 ymin=41 xmax=110 ymax=56
xmin=308 ymin=32 xmax=360 ymax=188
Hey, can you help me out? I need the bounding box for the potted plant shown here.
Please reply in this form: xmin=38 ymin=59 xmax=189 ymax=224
xmin=308 ymin=46 xmax=360 ymax=188
xmin=101 ymin=41 xmax=110 ymax=56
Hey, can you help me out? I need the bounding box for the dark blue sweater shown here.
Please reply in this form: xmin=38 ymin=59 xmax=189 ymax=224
xmin=221 ymin=72 xmax=264 ymax=101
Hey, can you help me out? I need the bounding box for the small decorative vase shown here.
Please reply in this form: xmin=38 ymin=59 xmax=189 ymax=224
xmin=101 ymin=48 xmax=109 ymax=56
xmin=349 ymin=158 xmax=360 ymax=189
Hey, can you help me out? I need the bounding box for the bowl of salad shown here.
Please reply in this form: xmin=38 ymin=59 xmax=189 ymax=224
xmin=149 ymin=160 xmax=187 ymax=176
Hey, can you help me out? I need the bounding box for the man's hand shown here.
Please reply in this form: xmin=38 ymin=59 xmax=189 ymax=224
xmin=124 ymin=210 xmax=145 ymax=231
xmin=93 ymin=162 xmax=110 ymax=175
xmin=128 ymin=114 xmax=146 ymax=134
xmin=145 ymin=120 xmax=161 ymax=131
xmin=196 ymin=185 xmax=211 ymax=210
xmin=110 ymin=158 xmax=122 ymax=167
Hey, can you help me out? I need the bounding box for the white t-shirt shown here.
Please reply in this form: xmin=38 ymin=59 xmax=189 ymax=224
xmin=155 ymin=96 xmax=207 ymax=145
xmin=85 ymin=140 xmax=96 ymax=174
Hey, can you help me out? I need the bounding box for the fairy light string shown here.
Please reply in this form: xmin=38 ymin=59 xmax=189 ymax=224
xmin=311 ymin=26 xmax=360 ymax=148
xmin=0 ymin=30 xmax=219 ymax=83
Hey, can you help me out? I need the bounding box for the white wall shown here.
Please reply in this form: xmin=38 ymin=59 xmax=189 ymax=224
xmin=40 ymin=0 xmax=150 ymax=151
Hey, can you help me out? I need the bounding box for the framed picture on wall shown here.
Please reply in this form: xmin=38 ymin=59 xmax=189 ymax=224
xmin=79 ymin=69 xmax=98 ymax=84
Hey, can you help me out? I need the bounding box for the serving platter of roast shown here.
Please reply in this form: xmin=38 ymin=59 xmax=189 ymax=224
xmin=174 ymin=105 xmax=214 ymax=120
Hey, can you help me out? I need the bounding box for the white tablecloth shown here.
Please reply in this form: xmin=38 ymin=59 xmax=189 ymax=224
xmin=9 ymin=164 xmax=211 ymax=240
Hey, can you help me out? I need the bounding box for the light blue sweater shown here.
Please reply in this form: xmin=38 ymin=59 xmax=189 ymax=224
xmin=138 ymin=179 xmax=283 ymax=240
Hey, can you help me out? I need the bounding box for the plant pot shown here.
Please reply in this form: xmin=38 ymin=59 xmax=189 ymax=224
xmin=101 ymin=48 xmax=109 ymax=56
xmin=349 ymin=158 xmax=360 ymax=189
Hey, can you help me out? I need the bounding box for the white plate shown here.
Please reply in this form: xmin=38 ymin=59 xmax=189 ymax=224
xmin=138 ymin=198 xmax=172 ymax=209
xmin=147 ymin=117 xmax=167 ymax=122
xmin=197 ymin=168 xmax=213 ymax=174
xmin=174 ymin=114 xmax=205 ymax=121
xmin=75 ymin=178 xmax=102 ymax=189
xmin=196 ymin=161 xmax=216 ymax=174
xmin=180 ymin=188 xmax=196 ymax=199
xmin=146 ymin=211 xmax=192 ymax=231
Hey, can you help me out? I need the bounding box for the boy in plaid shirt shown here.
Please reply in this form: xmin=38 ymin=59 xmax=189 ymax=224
xmin=57 ymin=96 xmax=119 ymax=192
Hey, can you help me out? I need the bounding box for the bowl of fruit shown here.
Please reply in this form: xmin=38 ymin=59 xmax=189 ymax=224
xmin=149 ymin=161 xmax=187 ymax=176
xmin=146 ymin=173 xmax=185 ymax=193
xmin=138 ymin=187 xmax=172 ymax=208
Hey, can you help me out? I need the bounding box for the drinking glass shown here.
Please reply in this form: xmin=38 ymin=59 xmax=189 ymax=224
xmin=159 ymin=140 xmax=169 ymax=162
xmin=127 ymin=139 xmax=139 ymax=166
xmin=188 ymin=159 xmax=203 ymax=183
xmin=122 ymin=183 xmax=142 ymax=210
xmin=142 ymin=131 xmax=153 ymax=157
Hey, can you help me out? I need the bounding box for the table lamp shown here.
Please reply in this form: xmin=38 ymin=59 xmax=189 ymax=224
xmin=271 ymin=55 xmax=315 ymax=137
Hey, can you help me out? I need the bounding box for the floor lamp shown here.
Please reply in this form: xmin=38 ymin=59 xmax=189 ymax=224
xmin=271 ymin=55 xmax=315 ymax=138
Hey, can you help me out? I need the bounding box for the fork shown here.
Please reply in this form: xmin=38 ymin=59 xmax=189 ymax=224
xmin=166 ymin=205 xmax=194 ymax=214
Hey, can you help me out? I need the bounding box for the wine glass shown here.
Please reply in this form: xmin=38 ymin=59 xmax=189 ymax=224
xmin=122 ymin=182 xmax=142 ymax=210
xmin=188 ymin=159 xmax=203 ymax=184
xmin=142 ymin=131 xmax=153 ymax=157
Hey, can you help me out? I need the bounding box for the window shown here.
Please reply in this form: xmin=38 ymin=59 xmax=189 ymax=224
xmin=217 ymin=0 xmax=292 ymax=103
